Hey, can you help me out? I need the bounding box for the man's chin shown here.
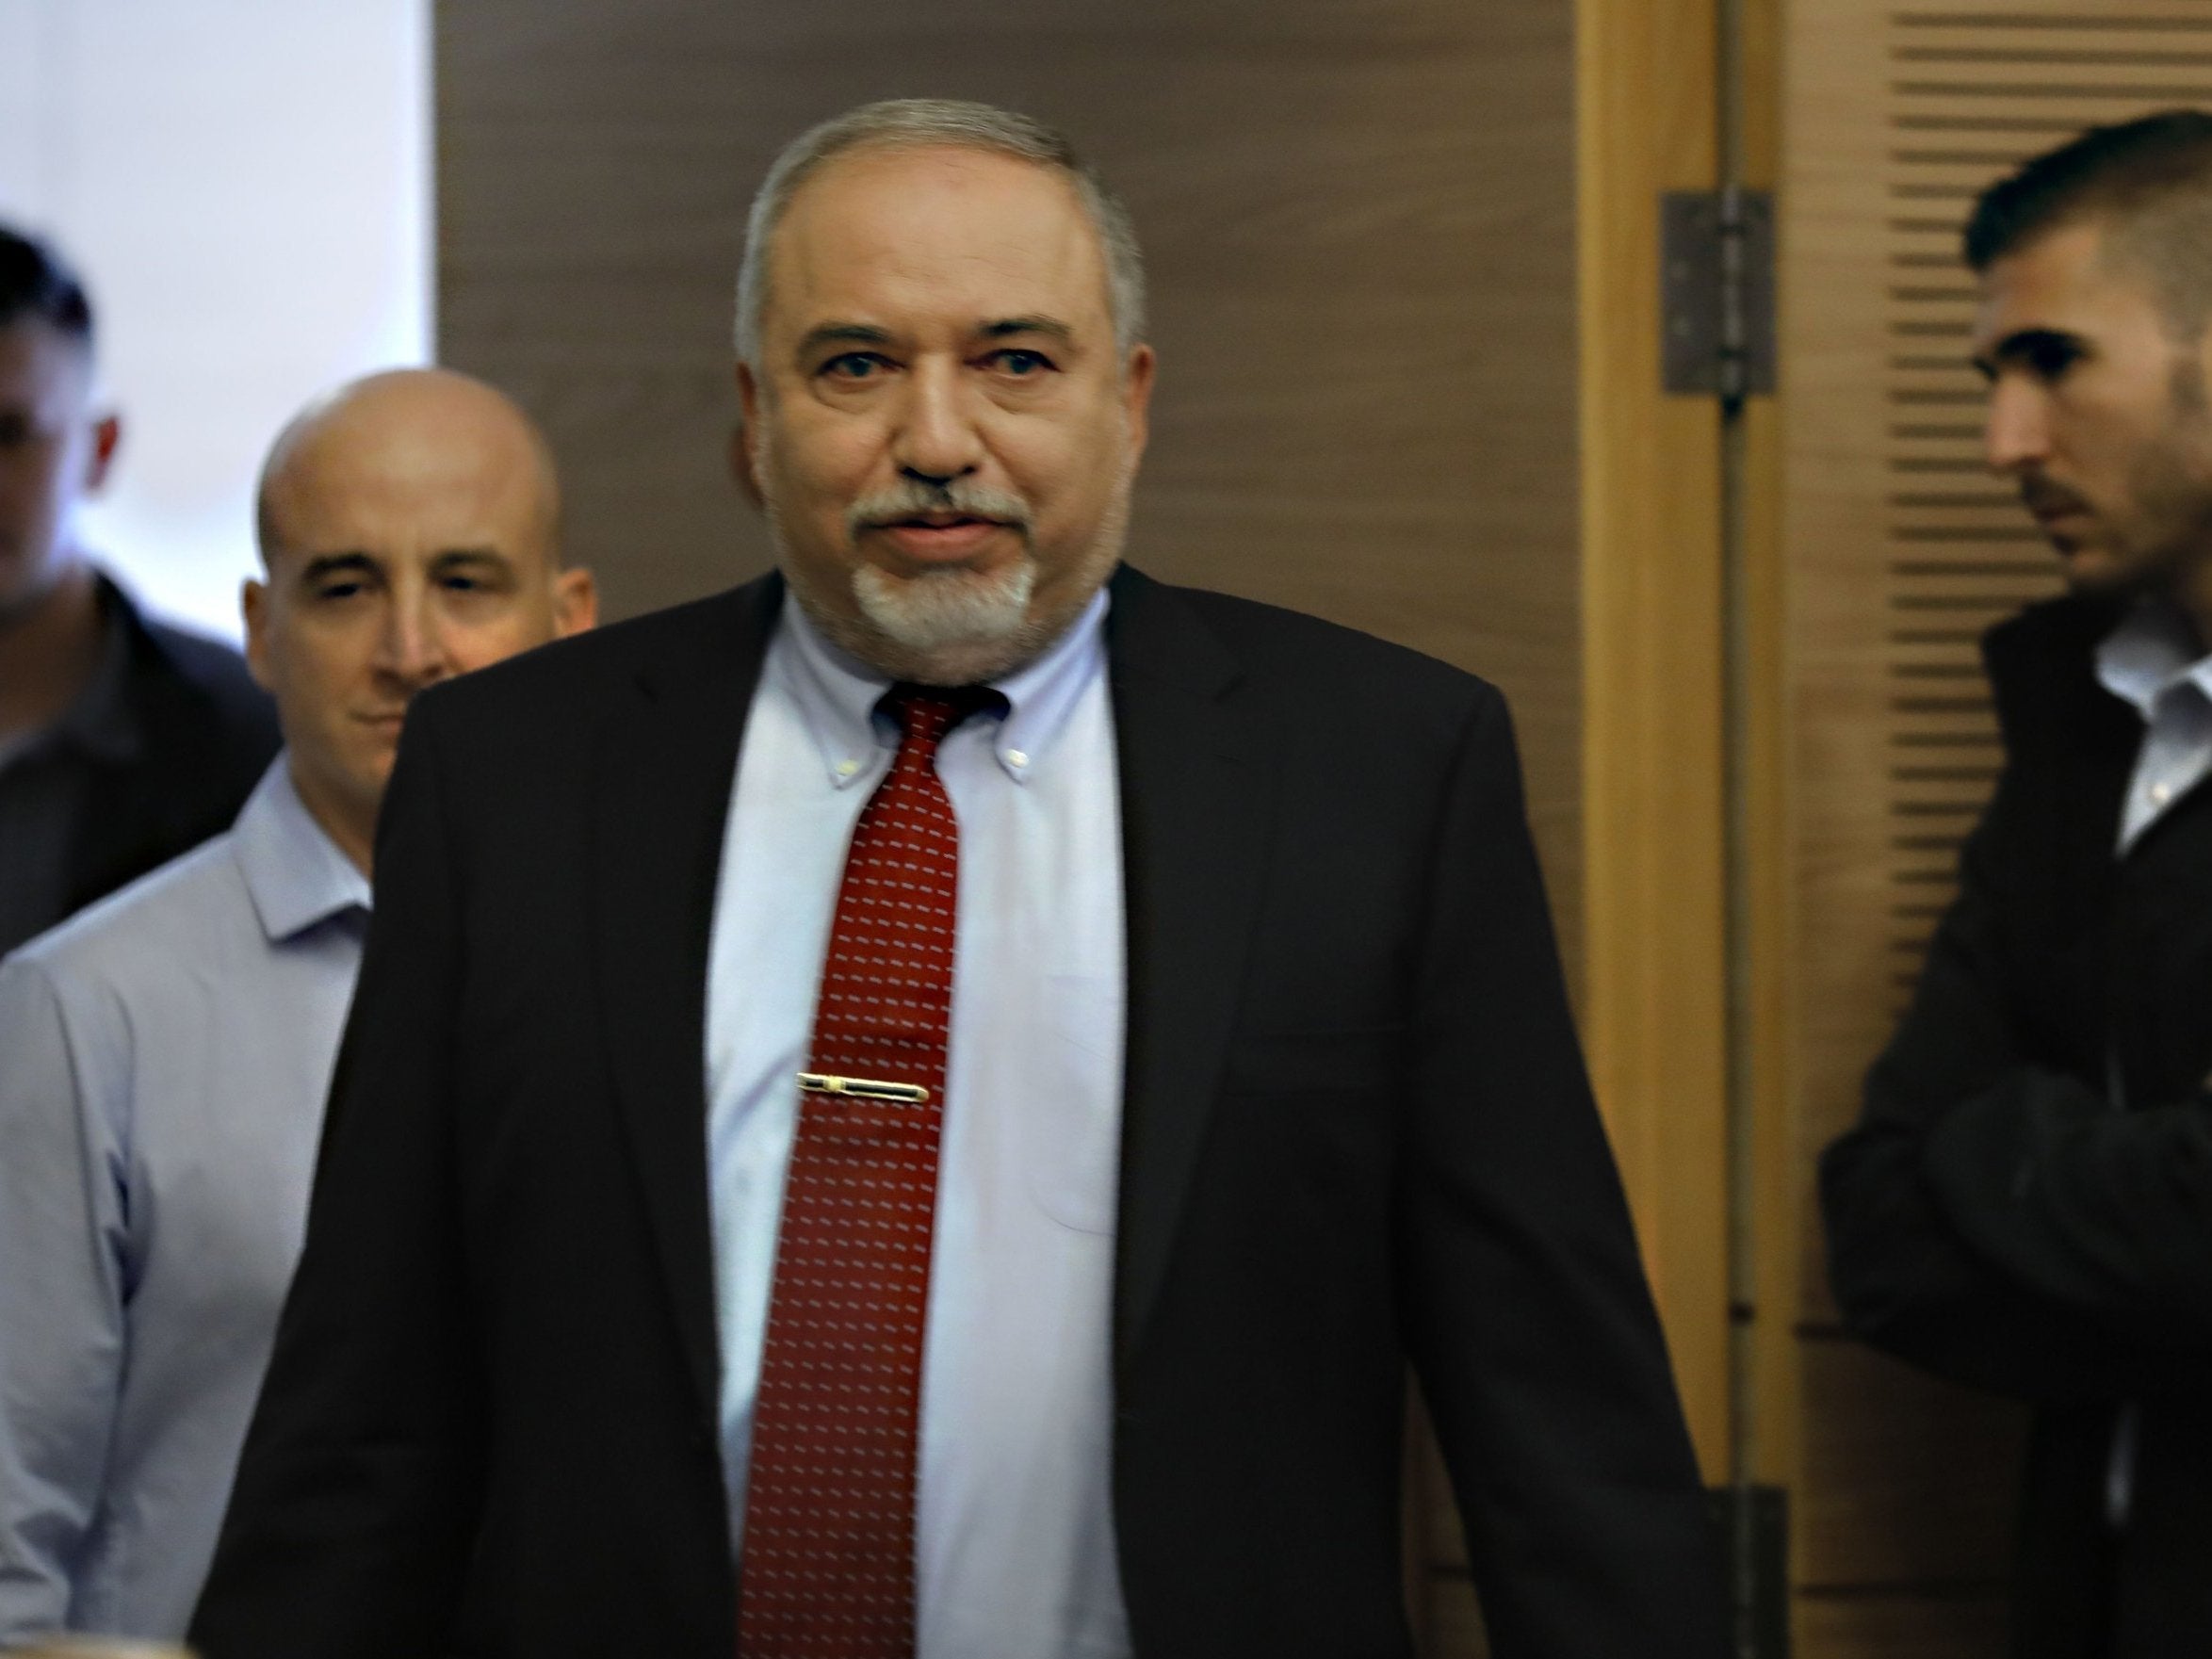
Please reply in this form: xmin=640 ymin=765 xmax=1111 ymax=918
xmin=846 ymin=611 xmax=1050 ymax=688
xmin=2053 ymin=540 xmax=2144 ymax=596
xmin=846 ymin=559 xmax=1042 ymax=681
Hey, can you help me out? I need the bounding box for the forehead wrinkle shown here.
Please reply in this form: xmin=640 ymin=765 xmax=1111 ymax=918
xmin=765 ymin=150 xmax=1114 ymax=350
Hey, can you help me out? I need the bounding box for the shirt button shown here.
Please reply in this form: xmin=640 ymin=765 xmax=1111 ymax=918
xmin=1006 ymin=749 xmax=1030 ymax=769
xmin=2152 ymin=780 xmax=2173 ymax=805
xmin=835 ymin=758 xmax=859 ymax=778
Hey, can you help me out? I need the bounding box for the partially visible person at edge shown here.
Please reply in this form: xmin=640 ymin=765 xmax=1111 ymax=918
xmin=0 ymin=368 xmax=596 ymax=1645
xmin=0 ymin=222 xmax=277 ymax=956
xmin=1824 ymin=108 xmax=2212 ymax=1659
xmin=189 ymin=98 xmax=1727 ymax=1659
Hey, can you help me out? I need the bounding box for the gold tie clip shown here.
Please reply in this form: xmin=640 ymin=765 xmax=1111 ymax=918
xmin=796 ymin=1072 xmax=932 ymax=1105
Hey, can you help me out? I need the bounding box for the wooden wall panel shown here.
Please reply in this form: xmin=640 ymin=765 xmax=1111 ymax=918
xmin=1781 ymin=2 xmax=2195 ymax=1651
xmin=438 ymin=5 xmax=1576 ymax=1652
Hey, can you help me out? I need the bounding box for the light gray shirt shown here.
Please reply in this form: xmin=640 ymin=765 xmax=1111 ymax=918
xmin=0 ymin=757 xmax=368 ymax=1643
xmin=706 ymin=594 xmax=1132 ymax=1658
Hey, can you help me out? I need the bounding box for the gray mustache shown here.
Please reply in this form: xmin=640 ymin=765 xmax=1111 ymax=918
xmin=847 ymin=480 xmax=1033 ymax=537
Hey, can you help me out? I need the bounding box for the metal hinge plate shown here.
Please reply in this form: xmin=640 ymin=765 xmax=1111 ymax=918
xmin=1662 ymin=188 xmax=1777 ymax=400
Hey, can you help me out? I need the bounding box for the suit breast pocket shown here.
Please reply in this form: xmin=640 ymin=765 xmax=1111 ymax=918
xmin=1221 ymin=1024 xmax=1405 ymax=1096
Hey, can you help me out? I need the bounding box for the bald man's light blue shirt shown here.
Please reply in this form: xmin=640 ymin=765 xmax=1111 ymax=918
xmin=0 ymin=760 xmax=368 ymax=1643
xmin=706 ymin=593 xmax=1132 ymax=1659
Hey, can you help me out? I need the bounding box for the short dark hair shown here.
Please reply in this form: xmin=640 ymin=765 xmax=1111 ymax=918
xmin=1964 ymin=110 xmax=2212 ymax=333
xmin=0 ymin=222 xmax=94 ymax=350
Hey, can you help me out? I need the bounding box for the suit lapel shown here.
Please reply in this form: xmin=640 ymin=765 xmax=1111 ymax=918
xmin=1105 ymin=566 xmax=1276 ymax=1375
xmin=592 ymin=576 xmax=783 ymax=1423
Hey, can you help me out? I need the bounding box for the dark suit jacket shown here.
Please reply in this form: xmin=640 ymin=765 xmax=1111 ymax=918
xmin=1822 ymin=594 xmax=2212 ymax=1659
xmin=192 ymin=567 xmax=1725 ymax=1659
xmin=60 ymin=573 xmax=280 ymax=920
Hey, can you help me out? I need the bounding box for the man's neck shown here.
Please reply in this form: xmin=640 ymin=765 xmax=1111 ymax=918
xmin=285 ymin=755 xmax=377 ymax=880
xmin=0 ymin=560 xmax=105 ymax=740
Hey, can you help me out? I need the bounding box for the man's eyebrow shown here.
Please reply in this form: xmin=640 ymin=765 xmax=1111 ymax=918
xmin=1972 ymin=325 xmax=2086 ymax=377
xmin=798 ymin=322 xmax=894 ymax=355
xmin=298 ymin=552 xmax=379 ymax=584
xmin=982 ymin=316 xmax=1074 ymax=343
xmin=431 ymin=546 xmax=512 ymax=567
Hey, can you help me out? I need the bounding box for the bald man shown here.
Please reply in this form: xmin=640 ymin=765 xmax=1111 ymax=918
xmin=0 ymin=369 xmax=594 ymax=1646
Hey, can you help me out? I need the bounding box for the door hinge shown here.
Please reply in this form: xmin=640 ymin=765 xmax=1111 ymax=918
xmin=1662 ymin=187 xmax=1776 ymax=401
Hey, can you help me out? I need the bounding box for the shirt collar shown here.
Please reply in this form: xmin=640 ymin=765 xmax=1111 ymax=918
xmin=2095 ymin=594 xmax=2212 ymax=717
xmin=776 ymin=586 xmax=1112 ymax=790
xmin=231 ymin=756 xmax=373 ymax=943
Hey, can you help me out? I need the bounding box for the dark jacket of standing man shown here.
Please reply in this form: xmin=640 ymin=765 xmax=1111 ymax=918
xmin=0 ymin=225 xmax=278 ymax=957
xmin=193 ymin=99 xmax=1727 ymax=1659
xmin=1823 ymin=111 xmax=2212 ymax=1659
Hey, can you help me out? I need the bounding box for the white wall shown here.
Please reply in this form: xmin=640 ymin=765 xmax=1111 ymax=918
xmin=0 ymin=0 xmax=431 ymax=641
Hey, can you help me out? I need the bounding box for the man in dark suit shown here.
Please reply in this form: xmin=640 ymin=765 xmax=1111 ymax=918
xmin=0 ymin=222 xmax=278 ymax=955
xmin=193 ymin=98 xmax=1724 ymax=1659
xmin=1822 ymin=111 xmax=2212 ymax=1658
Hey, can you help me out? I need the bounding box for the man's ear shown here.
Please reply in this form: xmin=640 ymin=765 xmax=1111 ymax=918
xmin=552 ymin=566 xmax=598 ymax=637
xmin=732 ymin=364 xmax=765 ymax=512
xmin=1119 ymin=344 xmax=1156 ymax=472
xmin=240 ymin=577 xmax=273 ymax=691
xmin=85 ymin=414 xmax=122 ymax=493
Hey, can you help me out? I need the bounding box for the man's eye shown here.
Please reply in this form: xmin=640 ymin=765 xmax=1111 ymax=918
xmin=316 ymin=581 xmax=365 ymax=601
xmin=2027 ymin=340 xmax=2083 ymax=382
xmin=987 ymin=349 xmax=1053 ymax=376
xmin=821 ymin=352 xmax=887 ymax=381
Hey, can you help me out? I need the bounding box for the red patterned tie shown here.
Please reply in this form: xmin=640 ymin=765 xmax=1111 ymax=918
xmin=738 ymin=683 xmax=1000 ymax=1658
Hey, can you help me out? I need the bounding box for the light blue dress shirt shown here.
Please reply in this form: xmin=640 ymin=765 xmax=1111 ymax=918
xmin=706 ymin=592 xmax=1132 ymax=1659
xmin=0 ymin=757 xmax=368 ymax=1643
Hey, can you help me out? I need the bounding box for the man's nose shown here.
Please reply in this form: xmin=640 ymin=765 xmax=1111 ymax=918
xmin=891 ymin=359 xmax=984 ymax=483
xmin=375 ymin=588 xmax=453 ymax=687
xmin=1984 ymin=378 xmax=2051 ymax=474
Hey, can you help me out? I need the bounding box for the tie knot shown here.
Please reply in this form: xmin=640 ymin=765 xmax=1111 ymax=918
xmin=883 ymin=682 xmax=1006 ymax=753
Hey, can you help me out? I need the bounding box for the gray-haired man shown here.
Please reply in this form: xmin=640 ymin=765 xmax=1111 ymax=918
xmin=193 ymin=100 xmax=1725 ymax=1659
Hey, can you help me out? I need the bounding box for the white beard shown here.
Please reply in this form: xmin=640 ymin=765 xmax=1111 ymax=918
xmin=852 ymin=557 xmax=1038 ymax=658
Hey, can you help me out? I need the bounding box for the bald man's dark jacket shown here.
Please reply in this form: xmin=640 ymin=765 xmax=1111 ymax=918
xmin=191 ymin=566 xmax=1726 ymax=1659
xmin=1824 ymin=594 xmax=2212 ymax=1658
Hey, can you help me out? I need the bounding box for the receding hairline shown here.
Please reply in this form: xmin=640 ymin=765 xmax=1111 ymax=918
xmin=733 ymin=99 xmax=1147 ymax=366
xmin=254 ymin=369 xmax=564 ymax=569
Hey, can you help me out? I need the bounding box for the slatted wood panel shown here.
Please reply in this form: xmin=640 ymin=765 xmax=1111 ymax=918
xmin=437 ymin=4 xmax=1579 ymax=1651
xmin=1781 ymin=3 xmax=2196 ymax=1651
